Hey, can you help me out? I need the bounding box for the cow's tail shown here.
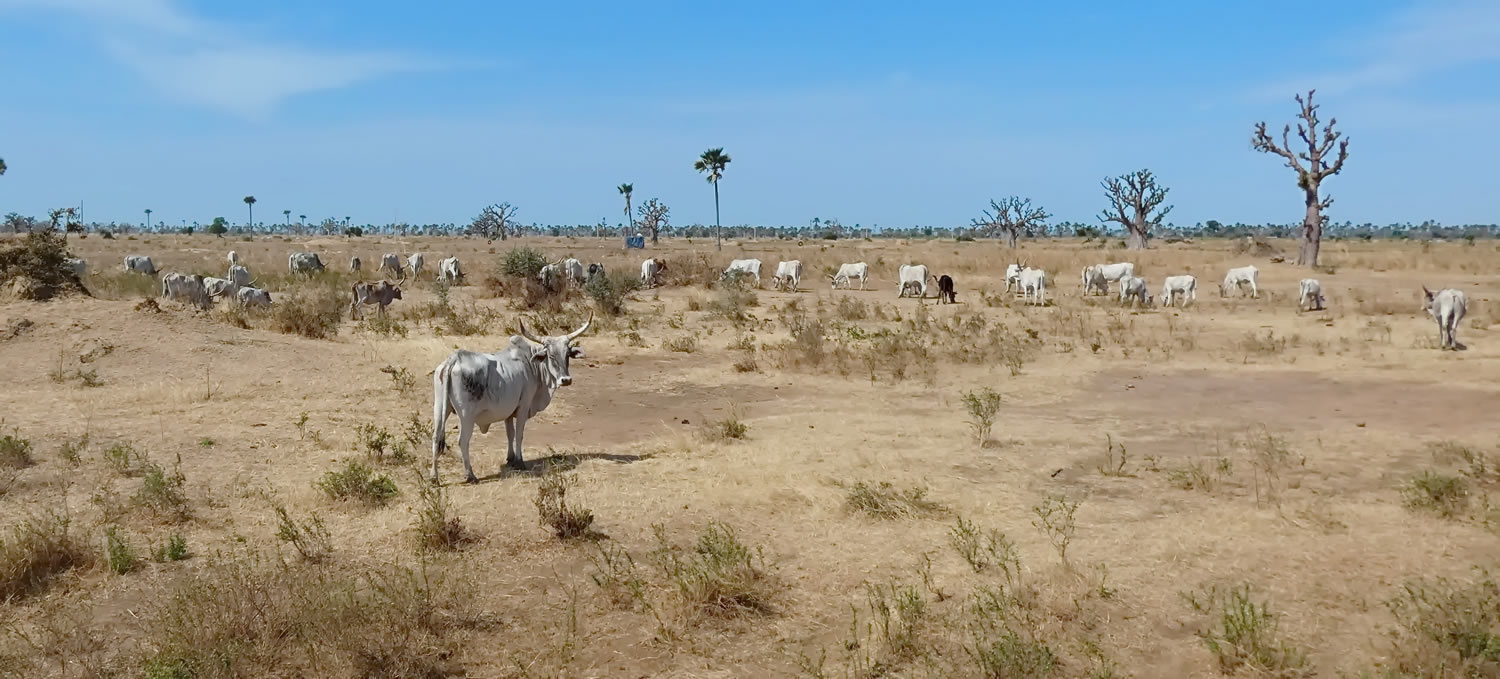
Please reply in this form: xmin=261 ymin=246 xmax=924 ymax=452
xmin=432 ymin=356 xmax=453 ymax=458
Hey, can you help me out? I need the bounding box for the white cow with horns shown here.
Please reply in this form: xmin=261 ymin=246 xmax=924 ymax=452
xmin=430 ymin=314 xmax=593 ymax=483
xmin=829 ymin=262 xmax=869 ymax=290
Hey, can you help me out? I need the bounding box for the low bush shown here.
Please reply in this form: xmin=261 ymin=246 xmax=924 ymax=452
xmin=271 ymin=501 xmax=333 ymax=562
xmin=0 ymin=426 xmax=34 ymax=469
xmin=316 ymin=461 xmax=399 ymax=505
xmin=271 ymin=289 xmax=343 ymax=339
xmin=0 ymin=231 xmax=90 ymax=301
xmin=1402 ymin=470 xmax=1469 ymax=518
xmin=844 ymin=481 xmax=945 ymax=519
xmin=414 ymin=473 xmax=473 ymax=551
xmin=585 ymin=270 xmax=639 ymax=317
xmin=0 ymin=511 xmax=94 ymax=600
xmin=535 ymin=467 xmax=597 ymax=541
xmin=104 ymin=526 xmax=138 ymax=575
xmin=651 ymin=522 xmax=775 ymax=618
xmin=136 ymin=457 xmax=190 ymax=522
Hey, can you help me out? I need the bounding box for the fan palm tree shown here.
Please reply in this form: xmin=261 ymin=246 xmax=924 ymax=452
xmin=243 ymin=195 xmax=256 ymax=228
xmin=299 ymin=214 xmax=306 ymax=227
xmin=283 ymin=209 xmax=291 ymax=227
xmin=694 ymin=148 xmax=731 ymax=250
xmin=144 ymin=208 xmax=152 ymax=230
xmin=617 ymin=183 xmax=633 ymax=239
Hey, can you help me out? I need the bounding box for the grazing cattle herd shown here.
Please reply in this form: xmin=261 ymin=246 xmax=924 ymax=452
xmin=75 ymin=245 xmax=1471 ymax=354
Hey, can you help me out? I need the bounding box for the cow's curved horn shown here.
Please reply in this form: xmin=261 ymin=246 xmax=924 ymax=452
xmin=565 ymin=312 xmax=594 ymax=341
xmin=518 ymin=318 xmax=543 ymax=344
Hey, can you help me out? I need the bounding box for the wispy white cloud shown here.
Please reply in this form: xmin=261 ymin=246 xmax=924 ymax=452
xmin=1254 ymin=1 xmax=1500 ymax=98
xmin=0 ymin=0 xmax=447 ymax=119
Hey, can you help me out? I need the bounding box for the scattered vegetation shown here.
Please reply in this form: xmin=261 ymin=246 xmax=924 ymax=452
xmin=844 ymin=481 xmax=945 ymax=519
xmin=535 ymin=466 xmax=597 ymax=541
xmin=1402 ymin=470 xmax=1469 ymax=518
xmin=0 ymin=425 xmax=34 ymax=469
xmin=153 ymin=534 xmax=189 ymax=562
xmin=949 ymin=517 xmax=1021 ymax=577
xmin=1031 ymin=495 xmax=1079 ymax=564
xmin=414 ymin=471 xmax=473 ymax=551
xmin=1096 ymin=435 xmax=1131 ymax=476
xmin=1372 ymin=567 xmax=1500 ymax=677
xmin=961 ymin=387 xmax=1003 ymax=446
xmin=585 ymin=269 xmax=639 ymax=316
xmin=0 ymin=230 xmax=89 ymax=301
xmin=271 ymin=501 xmax=333 ymax=562
xmin=271 ymin=289 xmax=343 ymax=339
xmin=1184 ymin=584 xmax=1309 ymax=676
xmin=136 ymin=456 xmax=190 ymax=522
xmin=700 ymin=408 xmax=748 ymax=442
xmin=0 ymin=511 xmax=93 ymax=600
xmin=317 ymin=461 xmax=399 ymax=505
xmin=650 ymin=522 xmax=775 ymax=619
xmin=1167 ymin=457 xmax=1234 ymax=492
xmin=664 ymin=334 xmax=698 ymax=353
xmin=104 ymin=525 xmax=138 ymax=575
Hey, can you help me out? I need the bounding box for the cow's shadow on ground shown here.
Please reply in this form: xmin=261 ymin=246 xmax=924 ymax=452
xmin=463 ymin=450 xmax=651 ymax=483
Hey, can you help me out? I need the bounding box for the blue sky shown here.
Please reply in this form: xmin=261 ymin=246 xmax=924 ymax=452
xmin=1 ymin=0 xmax=1497 ymax=229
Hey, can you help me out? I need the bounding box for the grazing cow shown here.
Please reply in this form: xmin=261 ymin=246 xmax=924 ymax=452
xmin=407 ymin=253 xmax=425 ymax=278
xmin=640 ymin=258 xmax=667 ymax=288
xmin=438 ymin=257 xmax=464 ymax=284
xmin=1422 ymin=287 xmax=1468 ymax=350
xmin=124 ymin=255 xmax=157 ymax=275
xmin=587 ymin=263 xmax=606 ymax=281
xmin=1220 ymin=265 xmax=1259 ymax=298
xmin=379 ymin=253 xmax=403 ymax=276
xmin=288 ymin=251 xmax=325 ymax=275
xmin=722 ymin=259 xmax=763 ymax=287
xmin=350 ymin=256 xmax=362 ymax=273
xmin=1019 ymin=268 xmax=1047 ymax=305
xmin=1118 ymin=275 xmax=1151 ymax=307
xmin=1160 ymin=275 xmax=1197 ymax=308
xmin=1006 ymin=263 xmax=1024 ymax=293
xmin=772 ymin=260 xmax=803 ymax=291
xmin=202 ymin=276 xmax=237 ymax=301
xmin=236 ymin=286 xmax=272 ymax=308
xmin=1087 ymin=263 xmax=1135 ymax=295
xmin=898 ymin=264 xmax=930 ymax=299
xmin=1298 ymin=279 xmax=1325 ymax=312
xmin=161 ymin=273 xmax=210 ymax=308
xmin=538 ymin=261 xmax=564 ymax=289
xmin=350 ymin=278 xmax=405 ymax=320
xmin=66 ymin=258 xmax=87 ymax=278
xmin=430 ymin=314 xmax=592 ymax=482
xmin=227 ymin=265 xmax=252 ymax=288
xmin=227 ymin=251 xmax=240 ymax=267
xmin=829 ymin=262 xmax=869 ymax=290
xmin=934 ymin=274 xmax=957 ymax=304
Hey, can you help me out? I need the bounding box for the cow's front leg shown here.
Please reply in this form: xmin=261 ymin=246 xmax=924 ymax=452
xmin=508 ymin=416 xmax=528 ymax=469
xmin=504 ymin=418 xmax=518 ymax=470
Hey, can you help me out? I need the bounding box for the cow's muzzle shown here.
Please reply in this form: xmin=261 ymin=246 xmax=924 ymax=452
xmin=558 ymin=376 xmax=572 ymax=387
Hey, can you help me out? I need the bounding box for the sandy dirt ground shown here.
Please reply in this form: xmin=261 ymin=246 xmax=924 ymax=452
xmin=1 ymin=233 xmax=1497 ymax=678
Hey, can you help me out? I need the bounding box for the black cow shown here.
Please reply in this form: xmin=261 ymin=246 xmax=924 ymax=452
xmin=934 ymin=274 xmax=957 ymax=304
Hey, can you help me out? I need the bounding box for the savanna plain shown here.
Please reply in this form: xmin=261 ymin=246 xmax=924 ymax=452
xmin=1 ymin=232 xmax=1498 ymax=678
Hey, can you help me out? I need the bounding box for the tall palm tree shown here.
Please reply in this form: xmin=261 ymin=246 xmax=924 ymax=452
xmin=299 ymin=214 xmax=306 ymax=227
xmin=144 ymin=208 xmax=152 ymax=230
xmin=243 ymin=195 xmax=256 ymax=228
xmin=694 ymin=148 xmax=731 ymax=250
xmin=617 ymin=183 xmax=634 ymax=239
xmin=283 ymin=209 xmax=291 ymax=227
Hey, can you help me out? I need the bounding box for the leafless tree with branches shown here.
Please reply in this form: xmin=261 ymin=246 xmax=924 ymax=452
xmin=1252 ymin=89 xmax=1350 ymax=267
xmin=637 ymin=198 xmax=669 ymax=245
xmin=468 ymin=202 xmax=518 ymax=241
xmin=1099 ymin=169 xmax=1172 ymax=250
xmin=971 ymin=196 xmax=1051 ymax=248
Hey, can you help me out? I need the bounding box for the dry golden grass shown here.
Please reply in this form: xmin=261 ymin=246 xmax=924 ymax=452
xmin=0 ymin=233 xmax=1496 ymax=676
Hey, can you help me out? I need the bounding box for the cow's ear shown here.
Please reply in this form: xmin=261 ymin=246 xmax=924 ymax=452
xmin=532 ymin=348 xmax=548 ymax=362
xmin=569 ymin=346 xmax=585 ymax=358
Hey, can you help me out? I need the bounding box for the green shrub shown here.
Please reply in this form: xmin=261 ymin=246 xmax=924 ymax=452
xmin=271 ymin=502 xmax=333 ymax=562
xmin=535 ymin=467 xmax=596 ymax=540
xmin=154 ymin=534 xmax=189 ymax=562
xmin=0 ymin=426 xmax=34 ymax=469
xmin=137 ymin=458 xmax=190 ymax=521
xmin=501 ymin=247 xmax=549 ymax=279
xmin=272 ymin=289 xmax=343 ymax=339
xmin=105 ymin=525 xmax=138 ymax=574
xmin=961 ymin=388 xmax=1003 ymax=446
xmin=316 ymin=461 xmax=399 ymax=505
xmin=1403 ymin=470 xmax=1469 ymax=518
xmin=585 ymin=269 xmax=639 ymax=316
xmin=0 ymin=230 xmax=89 ymax=301
xmin=414 ymin=472 xmax=472 ymax=552
xmin=651 ymin=522 xmax=774 ymax=618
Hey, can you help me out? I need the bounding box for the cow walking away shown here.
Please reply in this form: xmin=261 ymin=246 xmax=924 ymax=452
xmin=161 ymin=272 xmax=210 ymax=309
xmin=438 ymin=257 xmax=463 ymax=284
xmin=772 ymin=260 xmax=803 ymax=291
xmin=350 ymin=256 xmax=362 ymax=273
xmin=431 ymin=314 xmax=593 ymax=483
xmin=407 ymin=253 xmax=426 ymax=278
xmin=1019 ymin=268 xmax=1047 ymax=305
xmin=379 ymin=253 xmax=403 ymax=276
xmin=898 ymin=264 xmax=930 ymax=298
xmin=289 ymin=251 xmax=325 ymax=275
xmin=1422 ymin=286 xmax=1468 ymax=350
xmin=1298 ymin=279 xmax=1324 ymax=312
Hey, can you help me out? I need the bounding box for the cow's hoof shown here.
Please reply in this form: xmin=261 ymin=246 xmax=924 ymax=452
xmin=506 ymin=459 xmax=526 ymax=470
xmin=463 ymin=475 xmax=479 ymax=485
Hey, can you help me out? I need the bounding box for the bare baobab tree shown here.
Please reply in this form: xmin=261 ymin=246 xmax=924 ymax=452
xmin=1252 ymin=90 xmax=1350 ymax=267
xmin=1099 ymin=169 xmax=1172 ymax=250
xmin=468 ymin=202 xmax=518 ymax=241
xmin=971 ymin=196 xmax=1051 ymax=248
xmin=637 ymin=198 xmax=669 ymax=245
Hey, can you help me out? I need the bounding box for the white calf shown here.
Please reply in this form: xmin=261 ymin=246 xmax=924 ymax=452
xmin=1298 ymin=279 xmax=1325 ymax=312
xmin=1160 ymin=275 xmax=1197 ymax=308
xmin=1221 ymin=265 xmax=1259 ymax=298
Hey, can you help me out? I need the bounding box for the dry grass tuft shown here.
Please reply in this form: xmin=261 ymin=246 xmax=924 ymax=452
xmin=534 ymin=467 xmax=597 ymax=541
xmin=650 ymin=522 xmax=776 ymax=619
xmin=0 ymin=510 xmax=94 ymax=601
xmin=271 ymin=289 xmax=343 ymax=339
xmin=844 ymin=481 xmax=946 ymax=519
